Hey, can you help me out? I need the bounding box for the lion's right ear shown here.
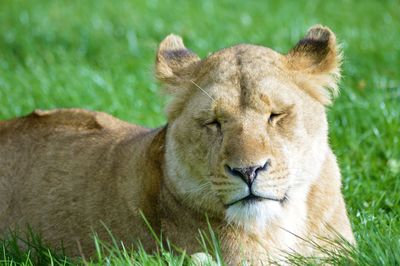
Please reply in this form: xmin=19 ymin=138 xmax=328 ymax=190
xmin=155 ymin=34 xmax=200 ymax=90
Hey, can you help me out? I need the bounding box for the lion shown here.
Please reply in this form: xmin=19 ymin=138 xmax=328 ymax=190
xmin=0 ymin=25 xmax=354 ymax=265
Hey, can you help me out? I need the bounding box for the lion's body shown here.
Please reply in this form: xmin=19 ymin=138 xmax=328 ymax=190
xmin=0 ymin=26 xmax=354 ymax=265
xmin=0 ymin=109 xmax=163 ymax=254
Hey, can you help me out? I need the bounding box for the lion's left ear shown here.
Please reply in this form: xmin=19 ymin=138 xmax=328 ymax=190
xmin=286 ymin=25 xmax=342 ymax=105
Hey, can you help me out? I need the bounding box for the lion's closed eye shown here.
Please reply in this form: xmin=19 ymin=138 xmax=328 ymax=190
xmin=204 ymin=120 xmax=221 ymax=130
xmin=268 ymin=112 xmax=285 ymax=124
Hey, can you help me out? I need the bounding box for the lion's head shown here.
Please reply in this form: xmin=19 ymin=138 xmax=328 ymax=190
xmin=156 ymin=25 xmax=341 ymax=230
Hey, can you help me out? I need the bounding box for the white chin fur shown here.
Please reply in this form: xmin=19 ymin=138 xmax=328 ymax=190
xmin=225 ymin=200 xmax=282 ymax=232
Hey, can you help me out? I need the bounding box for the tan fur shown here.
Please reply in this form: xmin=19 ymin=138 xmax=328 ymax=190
xmin=0 ymin=25 xmax=354 ymax=264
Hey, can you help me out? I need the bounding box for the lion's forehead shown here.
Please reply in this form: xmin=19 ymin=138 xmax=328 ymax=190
xmin=200 ymin=77 xmax=298 ymax=117
xmin=193 ymin=46 xmax=297 ymax=111
xmin=187 ymin=45 xmax=305 ymax=127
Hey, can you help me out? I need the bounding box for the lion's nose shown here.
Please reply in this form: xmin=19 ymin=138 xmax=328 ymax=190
xmin=225 ymin=161 xmax=270 ymax=186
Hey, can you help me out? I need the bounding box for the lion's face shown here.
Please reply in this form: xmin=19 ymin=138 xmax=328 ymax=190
xmin=157 ymin=26 xmax=341 ymax=229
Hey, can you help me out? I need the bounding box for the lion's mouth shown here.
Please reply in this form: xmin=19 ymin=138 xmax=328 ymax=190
xmin=225 ymin=193 xmax=288 ymax=207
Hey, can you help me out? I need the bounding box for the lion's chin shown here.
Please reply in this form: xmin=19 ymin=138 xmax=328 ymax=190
xmin=225 ymin=200 xmax=282 ymax=232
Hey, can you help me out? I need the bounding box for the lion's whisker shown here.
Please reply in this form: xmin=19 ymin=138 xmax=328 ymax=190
xmin=190 ymin=80 xmax=215 ymax=102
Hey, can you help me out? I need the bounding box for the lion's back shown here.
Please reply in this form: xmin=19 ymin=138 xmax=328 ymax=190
xmin=0 ymin=109 xmax=147 ymax=182
xmin=0 ymin=108 xmax=142 ymax=133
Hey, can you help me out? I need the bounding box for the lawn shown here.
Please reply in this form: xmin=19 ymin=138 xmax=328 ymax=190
xmin=1 ymin=0 xmax=399 ymax=265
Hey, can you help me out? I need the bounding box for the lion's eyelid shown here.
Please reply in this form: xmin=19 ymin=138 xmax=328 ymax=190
xmin=204 ymin=120 xmax=221 ymax=130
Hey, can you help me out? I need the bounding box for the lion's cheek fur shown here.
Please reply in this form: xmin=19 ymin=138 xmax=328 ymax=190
xmin=164 ymin=118 xmax=225 ymax=216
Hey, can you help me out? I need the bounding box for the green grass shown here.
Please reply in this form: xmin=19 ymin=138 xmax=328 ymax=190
xmin=1 ymin=0 xmax=399 ymax=265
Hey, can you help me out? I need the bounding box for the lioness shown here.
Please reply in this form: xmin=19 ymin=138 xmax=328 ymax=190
xmin=0 ymin=25 xmax=354 ymax=264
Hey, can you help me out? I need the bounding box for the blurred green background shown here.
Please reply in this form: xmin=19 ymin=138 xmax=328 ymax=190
xmin=1 ymin=0 xmax=399 ymax=264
